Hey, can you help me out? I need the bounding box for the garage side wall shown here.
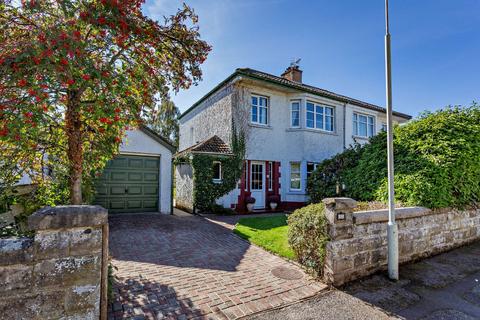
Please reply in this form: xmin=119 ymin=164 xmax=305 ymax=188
xmin=120 ymin=130 xmax=173 ymax=214
xmin=174 ymin=163 xmax=194 ymax=212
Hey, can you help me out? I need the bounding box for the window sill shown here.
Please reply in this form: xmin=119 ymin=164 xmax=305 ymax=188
xmin=249 ymin=123 xmax=272 ymax=129
xmin=287 ymin=190 xmax=306 ymax=195
xmin=352 ymin=135 xmax=370 ymax=140
xmin=286 ymin=128 xmax=338 ymax=136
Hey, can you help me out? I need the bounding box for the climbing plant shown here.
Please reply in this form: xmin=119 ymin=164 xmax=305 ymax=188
xmin=190 ymin=129 xmax=246 ymax=212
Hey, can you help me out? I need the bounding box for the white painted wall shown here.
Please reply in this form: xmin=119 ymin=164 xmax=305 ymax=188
xmin=239 ymin=83 xmax=346 ymax=203
xmin=178 ymin=77 xmax=410 ymax=208
xmin=120 ymin=129 xmax=173 ymax=214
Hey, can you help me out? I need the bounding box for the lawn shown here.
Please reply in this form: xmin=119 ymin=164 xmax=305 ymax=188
xmin=233 ymin=215 xmax=294 ymax=260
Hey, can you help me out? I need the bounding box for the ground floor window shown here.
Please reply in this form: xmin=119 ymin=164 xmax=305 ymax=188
xmin=268 ymin=162 xmax=273 ymax=191
xmin=306 ymin=162 xmax=320 ymax=180
xmin=290 ymin=162 xmax=301 ymax=191
xmin=213 ymin=161 xmax=222 ymax=182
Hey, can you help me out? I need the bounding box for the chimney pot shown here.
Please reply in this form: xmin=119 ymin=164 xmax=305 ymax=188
xmin=281 ymin=66 xmax=302 ymax=83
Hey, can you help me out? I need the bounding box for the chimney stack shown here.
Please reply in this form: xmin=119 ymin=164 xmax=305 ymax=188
xmin=281 ymin=64 xmax=302 ymax=83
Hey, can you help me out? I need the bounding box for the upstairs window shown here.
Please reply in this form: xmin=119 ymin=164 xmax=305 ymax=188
xmin=306 ymin=102 xmax=334 ymax=131
xmin=290 ymin=101 xmax=300 ymax=127
xmin=381 ymin=123 xmax=387 ymax=132
xmin=353 ymin=113 xmax=375 ymax=137
xmin=213 ymin=161 xmax=222 ymax=182
xmin=251 ymin=95 xmax=269 ymax=125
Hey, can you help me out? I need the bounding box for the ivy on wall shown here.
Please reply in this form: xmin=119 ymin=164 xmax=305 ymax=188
xmin=190 ymin=129 xmax=245 ymax=212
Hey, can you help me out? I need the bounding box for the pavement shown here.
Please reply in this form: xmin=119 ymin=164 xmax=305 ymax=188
xmin=244 ymin=289 xmax=395 ymax=320
xmin=245 ymin=241 xmax=480 ymax=320
xmin=343 ymin=240 xmax=480 ymax=319
xmin=108 ymin=211 xmax=325 ymax=320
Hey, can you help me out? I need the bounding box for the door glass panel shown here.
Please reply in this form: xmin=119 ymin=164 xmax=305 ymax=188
xmin=251 ymin=164 xmax=263 ymax=190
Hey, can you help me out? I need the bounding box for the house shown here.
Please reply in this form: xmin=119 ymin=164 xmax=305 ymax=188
xmin=93 ymin=126 xmax=175 ymax=214
xmin=8 ymin=126 xmax=175 ymax=217
xmin=175 ymin=65 xmax=411 ymax=212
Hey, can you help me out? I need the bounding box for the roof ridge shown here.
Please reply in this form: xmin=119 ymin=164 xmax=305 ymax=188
xmin=179 ymin=67 xmax=412 ymax=120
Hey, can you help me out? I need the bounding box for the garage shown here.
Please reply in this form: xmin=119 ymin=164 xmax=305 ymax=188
xmin=94 ymin=155 xmax=160 ymax=213
xmin=93 ymin=126 xmax=175 ymax=214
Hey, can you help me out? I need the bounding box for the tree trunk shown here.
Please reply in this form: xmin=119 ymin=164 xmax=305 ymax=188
xmin=65 ymin=91 xmax=83 ymax=205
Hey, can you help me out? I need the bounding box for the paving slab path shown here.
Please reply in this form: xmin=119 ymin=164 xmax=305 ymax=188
xmin=344 ymin=240 xmax=480 ymax=319
xmin=108 ymin=213 xmax=325 ymax=320
xmin=246 ymin=240 xmax=480 ymax=320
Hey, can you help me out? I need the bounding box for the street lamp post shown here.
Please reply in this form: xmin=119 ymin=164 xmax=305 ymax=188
xmin=385 ymin=0 xmax=399 ymax=280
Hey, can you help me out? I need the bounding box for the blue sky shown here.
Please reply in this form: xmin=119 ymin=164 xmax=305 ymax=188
xmin=144 ymin=0 xmax=480 ymax=117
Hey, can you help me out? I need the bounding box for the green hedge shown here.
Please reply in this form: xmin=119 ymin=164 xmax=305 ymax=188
xmin=287 ymin=203 xmax=329 ymax=277
xmin=307 ymin=104 xmax=480 ymax=208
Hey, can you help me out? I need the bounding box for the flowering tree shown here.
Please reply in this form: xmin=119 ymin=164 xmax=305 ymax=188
xmin=0 ymin=0 xmax=210 ymax=204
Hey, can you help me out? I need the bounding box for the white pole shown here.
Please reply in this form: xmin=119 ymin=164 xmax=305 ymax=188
xmin=385 ymin=0 xmax=399 ymax=280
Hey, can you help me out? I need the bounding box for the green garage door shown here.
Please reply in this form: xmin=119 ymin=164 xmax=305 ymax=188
xmin=94 ymin=155 xmax=160 ymax=213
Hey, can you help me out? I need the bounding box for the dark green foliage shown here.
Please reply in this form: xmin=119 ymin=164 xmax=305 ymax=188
xmin=209 ymin=204 xmax=236 ymax=215
xmin=287 ymin=203 xmax=329 ymax=277
xmin=191 ymin=130 xmax=245 ymax=212
xmin=307 ymin=144 xmax=362 ymax=202
xmin=308 ymin=104 xmax=480 ymax=208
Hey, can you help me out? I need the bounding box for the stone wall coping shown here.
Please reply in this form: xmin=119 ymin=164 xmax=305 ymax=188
xmin=353 ymin=206 xmax=432 ymax=225
xmin=322 ymin=197 xmax=358 ymax=210
xmin=28 ymin=205 xmax=108 ymax=231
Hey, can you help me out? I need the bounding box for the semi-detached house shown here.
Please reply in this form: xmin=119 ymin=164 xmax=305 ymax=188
xmin=175 ymin=65 xmax=411 ymax=212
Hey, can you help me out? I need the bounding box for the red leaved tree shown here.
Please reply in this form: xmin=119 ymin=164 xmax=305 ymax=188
xmin=0 ymin=0 xmax=210 ymax=204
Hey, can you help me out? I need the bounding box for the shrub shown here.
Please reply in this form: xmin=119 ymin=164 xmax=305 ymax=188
xmin=307 ymin=144 xmax=362 ymax=202
xmin=209 ymin=204 xmax=236 ymax=215
xmin=308 ymin=104 xmax=480 ymax=209
xmin=287 ymin=203 xmax=329 ymax=277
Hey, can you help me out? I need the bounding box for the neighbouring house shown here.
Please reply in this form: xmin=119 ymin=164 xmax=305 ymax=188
xmin=6 ymin=126 xmax=175 ymax=218
xmin=175 ymin=65 xmax=411 ymax=213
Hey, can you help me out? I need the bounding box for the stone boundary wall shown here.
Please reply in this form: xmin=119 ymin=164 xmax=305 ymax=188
xmin=0 ymin=206 xmax=108 ymax=319
xmin=322 ymin=198 xmax=480 ymax=286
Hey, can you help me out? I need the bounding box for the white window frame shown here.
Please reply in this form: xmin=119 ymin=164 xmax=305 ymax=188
xmin=244 ymin=161 xmax=248 ymax=191
xmin=212 ymin=161 xmax=222 ymax=183
xmin=250 ymin=94 xmax=269 ymax=125
xmin=290 ymin=100 xmax=301 ymax=128
xmin=289 ymin=162 xmax=301 ymax=191
xmin=353 ymin=112 xmax=376 ymax=138
xmin=306 ymin=162 xmax=320 ymax=180
xmin=268 ymin=162 xmax=273 ymax=191
xmin=305 ymin=101 xmax=335 ymax=132
xmin=381 ymin=122 xmax=387 ymax=132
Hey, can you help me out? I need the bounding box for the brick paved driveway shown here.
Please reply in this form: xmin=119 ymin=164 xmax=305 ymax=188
xmin=108 ymin=213 xmax=325 ymax=320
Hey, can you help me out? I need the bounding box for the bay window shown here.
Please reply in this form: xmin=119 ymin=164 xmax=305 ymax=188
xmin=306 ymin=101 xmax=334 ymax=131
xmin=290 ymin=101 xmax=300 ymax=127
